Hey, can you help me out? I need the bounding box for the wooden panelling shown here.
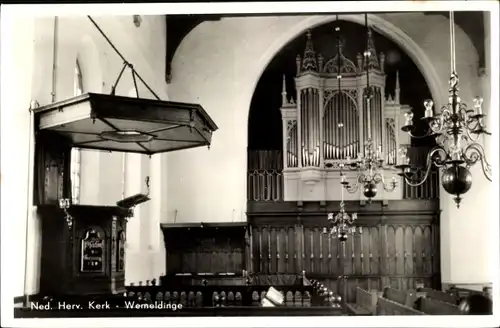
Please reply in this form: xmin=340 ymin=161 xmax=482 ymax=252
xmin=247 ymin=200 xmax=440 ymax=302
xmin=161 ymin=223 xmax=247 ymax=275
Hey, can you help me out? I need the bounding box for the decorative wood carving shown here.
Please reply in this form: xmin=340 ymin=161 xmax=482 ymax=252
xmin=247 ymin=199 xmax=440 ymax=302
xmin=37 ymin=205 xmax=130 ymax=296
xmin=161 ymin=223 xmax=247 ymax=276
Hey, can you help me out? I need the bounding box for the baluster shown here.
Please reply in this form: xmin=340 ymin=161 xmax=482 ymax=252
xmin=195 ymin=291 xmax=203 ymax=307
xmin=188 ymin=291 xmax=195 ymax=307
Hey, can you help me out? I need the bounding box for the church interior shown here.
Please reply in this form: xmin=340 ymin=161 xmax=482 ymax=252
xmin=1 ymin=6 xmax=497 ymax=320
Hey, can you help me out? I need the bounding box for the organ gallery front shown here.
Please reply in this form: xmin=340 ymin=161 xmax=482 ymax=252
xmin=280 ymin=29 xmax=411 ymax=202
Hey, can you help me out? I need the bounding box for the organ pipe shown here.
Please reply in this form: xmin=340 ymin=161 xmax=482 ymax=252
xmin=322 ymin=93 xmax=359 ymax=160
xmin=299 ymin=87 xmax=322 ymax=167
xmin=307 ymin=88 xmax=312 ymax=164
xmin=285 ymin=28 xmax=398 ymax=174
xmin=287 ymin=121 xmax=298 ymax=167
xmin=316 ymin=89 xmax=321 ymax=166
xmin=300 ymin=90 xmax=306 ymax=166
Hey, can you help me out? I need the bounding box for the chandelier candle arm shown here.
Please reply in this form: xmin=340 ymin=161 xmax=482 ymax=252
xmin=395 ymin=10 xmax=491 ymax=207
xmin=324 ymin=171 xmax=360 ymax=242
xmin=463 ymin=143 xmax=492 ymax=182
xmin=397 ymin=146 xmax=447 ymax=188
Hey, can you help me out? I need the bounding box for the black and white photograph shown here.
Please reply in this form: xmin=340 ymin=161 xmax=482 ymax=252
xmin=1 ymin=1 xmax=499 ymax=327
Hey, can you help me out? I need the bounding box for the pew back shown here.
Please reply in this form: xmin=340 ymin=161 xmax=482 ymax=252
xmin=346 ymin=287 xmax=377 ymax=315
xmin=383 ymin=287 xmax=417 ymax=307
xmin=448 ymin=286 xmax=488 ymax=300
xmin=376 ymin=297 xmax=424 ymax=315
xmin=419 ymin=288 xmax=458 ymax=305
xmin=417 ymin=297 xmax=463 ymax=315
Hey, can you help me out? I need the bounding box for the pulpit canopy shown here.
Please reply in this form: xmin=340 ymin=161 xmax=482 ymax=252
xmin=34 ymin=93 xmax=218 ymax=155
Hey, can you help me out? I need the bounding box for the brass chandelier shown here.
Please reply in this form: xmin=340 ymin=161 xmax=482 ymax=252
xmin=323 ymin=172 xmax=362 ymax=242
xmin=340 ymin=13 xmax=397 ymax=201
xmin=395 ymin=11 xmax=492 ymax=208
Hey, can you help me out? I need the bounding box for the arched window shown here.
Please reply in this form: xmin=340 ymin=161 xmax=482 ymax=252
xmin=71 ymin=59 xmax=83 ymax=204
xmin=74 ymin=59 xmax=83 ymax=96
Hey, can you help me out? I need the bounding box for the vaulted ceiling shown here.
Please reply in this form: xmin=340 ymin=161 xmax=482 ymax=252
xmin=165 ymin=12 xmax=485 ymax=83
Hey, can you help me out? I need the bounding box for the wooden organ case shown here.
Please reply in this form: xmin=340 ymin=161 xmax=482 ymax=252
xmin=264 ymin=29 xmax=442 ymax=300
xmin=280 ymin=30 xmax=412 ymax=202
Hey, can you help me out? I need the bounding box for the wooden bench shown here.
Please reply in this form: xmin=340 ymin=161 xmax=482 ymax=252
xmin=447 ymin=286 xmax=489 ymax=300
xmin=346 ymin=287 xmax=377 ymax=316
xmin=416 ymin=297 xmax=463 ymax=315
xmin=383 ymin=287 xmax=418 ymax=307
xmin=376 ymin=297 xmax=424 ymax=315
xmin=418 ymin=287 xmax=458 ymax=305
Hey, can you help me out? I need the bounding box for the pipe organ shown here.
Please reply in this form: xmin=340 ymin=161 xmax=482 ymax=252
xmin=280 ymin=30 xmax=411 ymax=202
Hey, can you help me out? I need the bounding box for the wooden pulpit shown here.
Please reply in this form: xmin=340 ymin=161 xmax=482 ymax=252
xmin=31 ymin=92 xmax=218 ymax=299
xmin=37 ymin=204 xmax=131 ymax=296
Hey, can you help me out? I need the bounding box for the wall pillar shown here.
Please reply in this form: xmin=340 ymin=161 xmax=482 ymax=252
xmin=149 ymin=153 xmax=168 ymax=281
xmin=1 ymin=15 xmax=37 ymax=299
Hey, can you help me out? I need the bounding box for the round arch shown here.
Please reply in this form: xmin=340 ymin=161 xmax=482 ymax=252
xmin=165 ymin=13 xmax=464 ymax=223
xmin=76 ymin=34 xmax=103 ymax=93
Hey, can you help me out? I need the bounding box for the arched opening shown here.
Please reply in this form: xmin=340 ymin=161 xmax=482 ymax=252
xmin=247 ymin=19 xmax=436 ymax=203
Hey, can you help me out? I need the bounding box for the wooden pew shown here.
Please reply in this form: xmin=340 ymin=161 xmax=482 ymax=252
xmin=346 ymin=287 xmax=377 ymax=315
xmin=416 ymin=297 xmax=463 ymax=315
xmin=126 ymin=284 xmax=316 ymax=307
xmin=383 ymin=287 xmax=418 ymax=307
xmin=447 ymin=286 xmax=489 ymax=300
xmin=418 ymin=287 xmax=458 ymax=305
xmin=376 ymin=296 xmax=424 ymax=315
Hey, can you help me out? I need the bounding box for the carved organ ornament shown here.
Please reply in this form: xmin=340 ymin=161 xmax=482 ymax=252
xmin=280 ymin=16 xmax=412 ymax=202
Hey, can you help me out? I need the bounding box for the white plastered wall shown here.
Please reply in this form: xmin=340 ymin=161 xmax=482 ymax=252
xmin=2 ymin=14 xmax=169 ymax=297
